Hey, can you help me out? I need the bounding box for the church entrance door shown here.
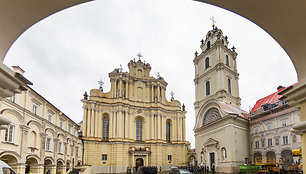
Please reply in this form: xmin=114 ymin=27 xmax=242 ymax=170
xmin=209 ymin=152 xmax=215 ymax=169
xmin=135 ymin=158 xmax=144 ymax=171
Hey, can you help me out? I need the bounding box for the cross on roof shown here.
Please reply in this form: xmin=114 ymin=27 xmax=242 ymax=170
xmin=210 ymin=16 xmax=216 ymax=28
xmin=170 ymin=91 xmax=175 ymax=98
xmin=137 ymin=53 xmax=143 ymax=60
xmin=98 ymin=79 xmax=104 ymax=88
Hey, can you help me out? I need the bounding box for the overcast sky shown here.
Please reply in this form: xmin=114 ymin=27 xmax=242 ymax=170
xmin=4 ymin=0 xmax=297 ymax=147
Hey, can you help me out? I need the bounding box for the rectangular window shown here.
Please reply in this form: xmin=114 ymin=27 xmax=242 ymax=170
xmin=254 ymin=127 xmax=258 ymax=133
xmin=48 ymin=113 xmax=53 ymax=123
xmin=102 ymin=154 xmax=107 ymax=160
xmin=168 ymin=155 xmax=172 ymax=161
xmin=282 ymin=120 xmax=287 ymax=127
xmin=283 ymin=136 xmax=289 ymax=145
xmin=60 ymin=121 xmax=63 ymax=129
xmin=68 ymin=125 xmax=72 ymax=133
xmin=276 ymin=138 xmax=279 ymax=145
xmin=261 ymin=140 xmax=265 ymax=147
xmin=46 ymin=138 xmax=51 ymax=151
xmin=228 ymin=78 xmax=231 ymax=94
xmin=33 ymin=104 xmax=38 ymax=115
xmin=58 ymin=142 xmax=62 ymax=153
xmin=4 ymin=125 xmax=15 ymax=143
xmin=268 ymin=138 xmax=273 ymax=147
xmin=255 ymin=141 xmax=259 ymax=148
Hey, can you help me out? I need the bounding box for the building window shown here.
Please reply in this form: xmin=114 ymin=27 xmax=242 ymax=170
xmin=254 ymin=127 xmax=258 ymax=133
xmin=228 ymin=78 xmax=231 ymax=94
xmin=268 ymin=138 xmax=273 ymax=147
xmin=102 ymin=154 xmax=107 ymax=160
xmin=207 ymin=41 xmax=211 ymax=50
xmin=60 ymin=121 xmax=63 ymax=129
xmin=266 ymin=124 xmax=271 ymax=130
xmin=255 ymin=141 xmax=259 ymax=148
xmin=168 ymin=155 xmax=172 ymax=161
xmin=206 ymin=81 xmax=210 ymax=96
xmin=282 ymin=120 xmax=287 ymax=127
xmin=136 ymin=119 xmax=143 ymax=141
xmin=58 ymin=142 xmax=62 ymax=153
xmin=48 ymin=113 xmax=53 ymax=123
xmin=102 ymin=117 xmax=109 ymax=141
xmin=261 ymin=140 xmax=265 ymax=147
xmin=4 ymin=124 xmax=15 ymax=143
xmin=283 ymin=136 xmax=289 ymax=145
xmin=205 ymin=57 xmax=210 ymax=69
xmin=33 ymin=104 xmax=38 ymax=115
xmin=166 ymin=121 xmax=171 ymax=143
xmin=226 ymin=55 xmax=229 ymax=66
xmin=46 ymin=137 xmax=52 ymax=151
xmin=68 ymin=125 xmax=72 ymax=133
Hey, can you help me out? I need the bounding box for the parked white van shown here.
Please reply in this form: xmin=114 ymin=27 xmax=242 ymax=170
xmin=0 ymin=160 xmax=16 ymax=174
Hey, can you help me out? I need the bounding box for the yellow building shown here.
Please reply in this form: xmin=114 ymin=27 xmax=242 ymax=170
xmin=0 ymin=66 xmax=83 ymax=174
xmin=80 ymin=58 xmax=188 ymax=173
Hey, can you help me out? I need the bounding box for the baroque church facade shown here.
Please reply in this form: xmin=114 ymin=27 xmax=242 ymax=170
xmin=80 ymin=58 xmax=188 ymax=173
xmin=194 ymin=26 xmax=249 ymax=173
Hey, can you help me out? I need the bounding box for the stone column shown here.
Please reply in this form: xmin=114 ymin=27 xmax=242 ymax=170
xmin=90 ymin=109 xmax=94 ymax=137
xmin=119 ymin=80 xmax=122 ymax=97
xmin=87 ymin=109 xmax=91 ymax=137
xmin=124 ymin=111 xmax=128 ymax=138
xmin=151 ymin=86 xmax=154 ymax=102
xmin=94 ymin=109 xmax=98 ymax=137
xmin=20 ymin=125 xmax=30 ymax=159
xmin=151 ymin=115 xmax=154 ymax=140
xmin=157 ymin=115 xmax=161 ymax=140
xmin=97 ymin=110 xmax=102 ymax=138
xmin=182 ymin=117 xmax=186 ymax=141
xmin=161 ymin=116 xmax=164 ymax=140
xmin=53 ymin=138 xmax=59 ymax=159
xmin=114 ymin=80 xmax=117 ymax=97
xmin=112 ymin=111 xmax=116 ymax=138
xmin=83 ymin=107 xmax=88 ymax=137
xmin=40 ymin=133 xmax=47 ymax=159
xmin=118 ymin=110 xmax=122 ymax=138
xmin=126 ymin=82 xmax=129 ymax=99
xmin=157 ymin=86 xmax=160 ymax=102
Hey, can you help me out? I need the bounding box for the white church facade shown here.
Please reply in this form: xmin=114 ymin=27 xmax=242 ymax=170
xmin=194 ymin=26 xmax=249 ymax=173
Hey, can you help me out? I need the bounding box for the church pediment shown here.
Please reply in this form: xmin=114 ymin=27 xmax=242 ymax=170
xmin=203 ymin=138 xmax=219 ymax=147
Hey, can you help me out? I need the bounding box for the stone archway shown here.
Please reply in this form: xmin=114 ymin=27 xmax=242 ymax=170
xmin=56 ymin=160 xmax=65 ymax=174
xmin=44 ymin=159 xmax=53 ymax=174
xmin=0 ymin=154 xmax=19 ymax=172
xmin=281 ymin=150 xmax=293 ymax=166
xmin=253 ymin=152 xmax=262 ymax=164
xmin=26 ymin=157 xmax=39 ymax=174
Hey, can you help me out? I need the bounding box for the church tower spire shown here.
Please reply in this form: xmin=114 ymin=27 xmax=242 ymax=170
xmin=194 ymin=27 xmax=241 ymax=115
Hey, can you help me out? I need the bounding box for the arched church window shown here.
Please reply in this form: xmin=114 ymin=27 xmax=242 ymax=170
xmin=166 ymin=121 xmax=171 ymax=143
xmin=205 ymin=57 xmax=209 ymax=69
xmin=228 ymin=79 xmax=231 ymax=94
xmin=136 ymin=119 xmax=143 ymax=141
xmin=102 ymin=116 xmax=109 ymax=141
xmin=226 ymin=55 xmax=229 ymax=66
xmin=206 ymin=81 xmax=210 ymax=96
xmin=202 ymin=108 xmax=221 ymax=126
xmin=207 ymin=41 xmax=211 ymax=50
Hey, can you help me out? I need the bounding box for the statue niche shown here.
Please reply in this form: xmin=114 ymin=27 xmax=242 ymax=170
xmin=202 ymin=108 xmax=221 ymax=126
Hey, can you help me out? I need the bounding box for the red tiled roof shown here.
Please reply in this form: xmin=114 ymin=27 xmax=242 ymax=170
xmin=250 ymin=84 xmax=295 ymax=113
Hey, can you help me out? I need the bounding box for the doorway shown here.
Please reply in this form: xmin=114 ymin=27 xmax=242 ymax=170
xmin=135 ymin=158 xmax=144 ymax=171
xmin=209 ymin=152 xmax=215 ymax=169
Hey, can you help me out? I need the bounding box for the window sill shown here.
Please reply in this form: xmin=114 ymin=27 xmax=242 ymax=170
xmin=2 ymin=141 xmax=18 ymax=146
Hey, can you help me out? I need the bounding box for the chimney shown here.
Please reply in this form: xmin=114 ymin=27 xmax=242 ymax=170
xmin=12 ymin=66 xmax=25 ymax=75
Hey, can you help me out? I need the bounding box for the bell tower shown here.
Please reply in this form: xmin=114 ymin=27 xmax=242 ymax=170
xmin=194 ymin=26 xmax=241 ymax=115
